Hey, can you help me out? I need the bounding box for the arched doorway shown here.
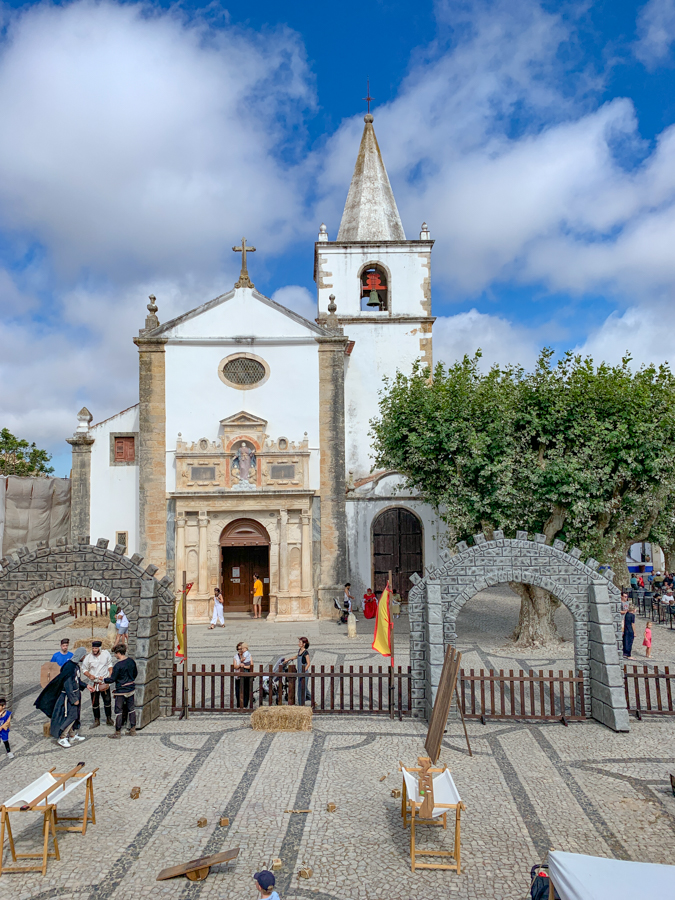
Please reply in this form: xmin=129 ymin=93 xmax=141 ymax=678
xmin=372 ymin=508 xmax=423 ymax=599
xmin=220 ymin=519 xmax=270 ymax=614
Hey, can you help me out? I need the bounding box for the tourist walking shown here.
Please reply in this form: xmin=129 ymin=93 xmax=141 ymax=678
xmin=234 ymin=642 xmax=253 ymax=708
xmin=251 ymin=573 xmax=263 ymax=619
xmin=35 ymin=646 xmax=87 ymax=747
xmin=51 ymin=638 xmax=73 ymax=666
xmin=82 ymin=640 xmax=114 ymax=728
xmin=643 ymin=622 xmax=652 ymax=659
xmin=104 ymin=644 xmax=138 ymax=738
xmin=0 ymin=698 xmax=14 ymax=759
xmin=284 ymin=637 xmax=311 ymax=705
xmin=623 ymin=605 xmax=636 ymax=659
xmin=208 ymin=587 xmax=225 ymax=629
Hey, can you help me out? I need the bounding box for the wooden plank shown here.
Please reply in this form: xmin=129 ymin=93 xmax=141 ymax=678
xmin=156 ymin=848 xmax=240 ymax=881
xmin=424 ymin=645 xmax=462 ymax=763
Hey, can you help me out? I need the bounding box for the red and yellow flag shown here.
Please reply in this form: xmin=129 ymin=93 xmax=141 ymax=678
xmin=372 ymin=583 xmax=394 ymax=665
xmin=175 ymin=582 xmax=194 ymax=658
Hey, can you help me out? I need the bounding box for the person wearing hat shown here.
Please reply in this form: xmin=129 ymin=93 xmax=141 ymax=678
xmin=82 ymin=641 xmax=114 ymax=728
xmin=51 ymin=638 xmax=73 ymax=667
xmin=253 ymin=870 xmax=280 ymax=900
xmin=35 ymin=646 xmax=87 ymax=748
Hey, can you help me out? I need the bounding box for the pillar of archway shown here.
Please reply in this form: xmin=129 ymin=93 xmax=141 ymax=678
xmin=408 ymin=529 xmax=629 ymax=732
xmin=0 ymin=537 xmax=175 ymax=727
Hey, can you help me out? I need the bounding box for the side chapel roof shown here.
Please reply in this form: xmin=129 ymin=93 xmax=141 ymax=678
xmin=336 ymin=114 xmax=406 ymax=242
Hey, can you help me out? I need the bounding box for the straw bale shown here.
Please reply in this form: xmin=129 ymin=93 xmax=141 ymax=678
xmin=250 ymin=706 xmax=312 ymax=732
xmin=73 ymin=636 xmax=115 ymax=652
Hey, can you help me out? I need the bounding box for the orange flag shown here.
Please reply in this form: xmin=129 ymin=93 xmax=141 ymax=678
xmin=372 ymin=583 xmax=394 ymax=665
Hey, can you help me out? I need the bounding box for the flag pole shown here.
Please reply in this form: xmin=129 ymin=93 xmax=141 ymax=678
xmin=388 ymin=569 xmax=394 ymax=719
xmin=182 ymin=570 xmax=189 ymax=720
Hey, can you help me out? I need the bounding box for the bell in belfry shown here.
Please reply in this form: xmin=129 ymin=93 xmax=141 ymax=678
xmin=367 ymin=289 xmax=380 ymax=307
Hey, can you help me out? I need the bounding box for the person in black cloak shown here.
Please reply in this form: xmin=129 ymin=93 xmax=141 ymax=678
xmin=35 ymin=646 xmax=88 ymax=747
xmin=623 ymin=604 xmax=636 ymax=659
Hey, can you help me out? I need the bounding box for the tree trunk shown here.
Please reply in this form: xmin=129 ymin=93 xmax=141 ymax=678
xmin=509 ymin=582 xmax=562 ymax=648
xmin=664 ymin=549 xmax=672 ymax=574
xmin=606 ymin=537 xmax=631 ymax=591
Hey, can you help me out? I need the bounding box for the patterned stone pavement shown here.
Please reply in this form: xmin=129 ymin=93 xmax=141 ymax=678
xmin=2 ymin=592 xmax=674 ymax=900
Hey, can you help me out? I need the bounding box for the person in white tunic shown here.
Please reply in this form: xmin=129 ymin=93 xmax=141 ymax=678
xmin=208 ymin=587 xmax=225 ymax=629
xmin=82 ymin=641 xmax=114 ymax=728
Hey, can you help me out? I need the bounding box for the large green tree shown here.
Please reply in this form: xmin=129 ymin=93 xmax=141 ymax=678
xmin=0 ymin=428 xmax=54 ymax=476
xmin=371 ymin=350 xmax=675 ymax=645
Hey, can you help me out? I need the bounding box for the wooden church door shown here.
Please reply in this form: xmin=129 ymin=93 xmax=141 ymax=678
xmin=372 ymin=508 xmax=423 ymax=600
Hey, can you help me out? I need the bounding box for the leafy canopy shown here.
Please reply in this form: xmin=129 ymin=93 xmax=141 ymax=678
xmin=371 ymin=350 xmax=675 ymax=564
xmin=0 ymin=428 xmax=54 ymax=476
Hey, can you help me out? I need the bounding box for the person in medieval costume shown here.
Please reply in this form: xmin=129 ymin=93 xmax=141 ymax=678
xmin=35 ymin=646 xmax=88 ymax=748
xmin=208 ymin=587 xmax=225 ymax=629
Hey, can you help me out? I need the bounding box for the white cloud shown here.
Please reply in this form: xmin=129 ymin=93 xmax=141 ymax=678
xmin=433 ymin=310 xmax=542 ymax=371
xmin=271 ymin=285 xmax=317 ymax=323
xmin=577 ymin=300 xmax=675 ymax=367
xmin=635 ymin=0 xmax=675 ymax=67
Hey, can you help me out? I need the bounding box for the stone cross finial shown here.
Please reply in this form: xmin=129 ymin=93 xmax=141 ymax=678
xmin=233 ymin=237 xmax=256 ymax=288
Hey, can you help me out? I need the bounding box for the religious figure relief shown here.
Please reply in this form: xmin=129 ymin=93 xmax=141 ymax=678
xmin=231 ymin=441 xmax=256 ymax=490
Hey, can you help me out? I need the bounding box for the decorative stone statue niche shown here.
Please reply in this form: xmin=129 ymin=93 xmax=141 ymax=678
xmin=231 ymin=441 xmax=256 ymax=491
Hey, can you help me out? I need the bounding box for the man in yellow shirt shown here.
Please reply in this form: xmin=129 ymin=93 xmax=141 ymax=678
xmin=251 ymin=573 xmax=263 ymax=619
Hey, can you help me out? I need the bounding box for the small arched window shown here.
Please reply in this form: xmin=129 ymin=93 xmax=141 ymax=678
xmin=360 ymin=265 xmax=388 ymax=311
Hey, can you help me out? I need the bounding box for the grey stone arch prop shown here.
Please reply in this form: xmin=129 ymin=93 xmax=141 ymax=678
xmin=0 ymin=537 xmax=175 ymax=728
xmin=407 ymin=529 xmax=629 ymax=732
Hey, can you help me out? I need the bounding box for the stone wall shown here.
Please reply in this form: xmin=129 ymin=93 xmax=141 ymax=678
xmin=408 ymin=529 xmax=628 ymax=732
xmin=0 ymin=537 xmax=175 ymax=727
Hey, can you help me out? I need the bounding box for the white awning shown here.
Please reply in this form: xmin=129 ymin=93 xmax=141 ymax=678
xmin=548 ymin=851 xmax=675 ymax=900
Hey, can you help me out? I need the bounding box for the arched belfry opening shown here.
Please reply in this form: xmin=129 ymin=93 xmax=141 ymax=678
xmin=360 ymin=264 xmax=388 ymax=311
xmin=219 ymin=519 xmax=270 ymax=614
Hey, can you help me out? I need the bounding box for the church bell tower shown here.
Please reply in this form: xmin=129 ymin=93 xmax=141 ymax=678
xmin=314 ymin=112 xmax=434 ymax=480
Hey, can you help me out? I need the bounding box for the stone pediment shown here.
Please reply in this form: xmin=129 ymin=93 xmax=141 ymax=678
xmin=219 ymin=411 xmax=268 ymax=429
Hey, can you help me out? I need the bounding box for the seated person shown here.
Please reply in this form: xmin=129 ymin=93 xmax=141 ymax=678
xmin=363 ymin=588 xmax=377 ymax=619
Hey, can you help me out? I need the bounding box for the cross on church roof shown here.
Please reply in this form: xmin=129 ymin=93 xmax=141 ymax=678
xmin=233 ymin=237 xmax=256 ymax=289
xmin=363 ymin=79 xmax=374 ymax=115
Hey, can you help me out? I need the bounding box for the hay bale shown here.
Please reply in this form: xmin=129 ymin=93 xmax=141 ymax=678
xmin=250 ymin=706 xmax=312 ymax=732
xmin=69 ymin=614 xmax=110 ymax=629
xmin=73 ymin=636 xmax=114 ymax=652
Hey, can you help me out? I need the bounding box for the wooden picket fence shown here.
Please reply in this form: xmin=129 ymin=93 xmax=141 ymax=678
xmin=458 ymin=668 xmax=587 ymax=723
xmin=172 ymin=664 xmax=413 ymax=718
xmin=624 ymin=665 xmax=675 ymax=718
xmin=71 ymin=597 xmax=111 ymax=618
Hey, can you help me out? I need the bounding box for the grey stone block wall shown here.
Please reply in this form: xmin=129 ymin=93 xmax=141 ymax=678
xmin=0 ymin=538 xmax=175 ymax=727
xmin=408 ymin=530 xmax=627 ymax=731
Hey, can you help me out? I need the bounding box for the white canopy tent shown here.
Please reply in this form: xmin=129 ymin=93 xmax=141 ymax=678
xmin=548 ymin=851 xmax=675 ymax=900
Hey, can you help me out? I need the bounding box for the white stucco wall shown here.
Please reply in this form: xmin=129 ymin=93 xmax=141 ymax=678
xmin=345 ymin=475 xmax=443 ymax=600
xmin=316 ymin=242 xmax=432 ymax=317
xmin=162 ymin=288 xmax=321 ymax=493
xmin=89 ymin=405 xmax=140 ymax=554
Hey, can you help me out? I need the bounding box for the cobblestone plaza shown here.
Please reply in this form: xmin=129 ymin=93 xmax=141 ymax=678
xmin=2 ymin=589 xmax=674 ymax=900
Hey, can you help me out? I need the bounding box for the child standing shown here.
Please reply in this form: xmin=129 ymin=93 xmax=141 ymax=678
xmin=643 ymin=622 xmax=652 ymax=659
xmin=0 ymin=698 xmax=14 ymax=759
xmin=253 ymin=870 xmax=280 ymax=900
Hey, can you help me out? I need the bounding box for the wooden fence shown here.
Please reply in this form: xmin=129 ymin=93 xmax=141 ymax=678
xmin=624 ymin=665 xmax=675 ymax=718
xmin=458 ymin=669 xmax=587 ymax=723
xmin=172 ymin=664 xmax=413 ymax=718
xmin=71 ymin=597 xmax=111 ymax=618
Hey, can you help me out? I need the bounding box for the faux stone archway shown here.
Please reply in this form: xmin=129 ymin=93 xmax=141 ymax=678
xmin=0 ymin=537 xmax=175 ymax=727
xmin=408 ymin=529 xmax=629 ymax=732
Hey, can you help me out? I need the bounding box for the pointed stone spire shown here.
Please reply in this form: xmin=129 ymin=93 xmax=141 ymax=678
xmin=337 ymin=114 xmax=405 ymax=242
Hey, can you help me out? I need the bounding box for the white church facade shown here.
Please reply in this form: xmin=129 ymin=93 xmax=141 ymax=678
xmin=68 ymin=113 xmax=444 ymax=622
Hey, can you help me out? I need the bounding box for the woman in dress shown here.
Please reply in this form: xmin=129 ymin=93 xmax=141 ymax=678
xmin=363 ymin=588 xmax=377 ymax=619
xmin=208 ymin=587 xmax=225 ymax=629
xmin=623 ymin=605 xmax=636 ymax=659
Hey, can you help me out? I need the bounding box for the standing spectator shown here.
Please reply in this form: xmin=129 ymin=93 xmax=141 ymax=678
xmin=284 ymin=637 xmax=311 ymax=706
xmin=82 ymin=640 xmax=114 ymax=728
xmin=643 ymin=622 xmax=652 ymax=659
xmin=234 ymin=642 xmax=252 ymax=708
xmin=35 ymin=646 xmax=87 ymax=747
xmin=251 ymin=573 xmax=263 ymax=620
xmin=51 ymin=638 xmax=73 ymax=667
xmin=104 ymin=644 xmax=137 ymax=738
xmin=0 ymin=698 xmax=14 ymax=759
xmin=253 ymin=870 xmax=280 ymax=900
xmin=208 ymin=587 xmax=225 ymax=629
xmin=390 ymin=588 xmax=402 ymax=619
xmin=115 ymin=608 xmax=129 ymax=645
xmin=344 ymin=583 xmax=354 ymax=613
xmin=623 ymin=606 xmax=636 ymax=659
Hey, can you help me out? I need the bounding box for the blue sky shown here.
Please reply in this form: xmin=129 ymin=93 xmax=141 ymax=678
xmin=1 ymin=0 xmax=675 ymax=476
